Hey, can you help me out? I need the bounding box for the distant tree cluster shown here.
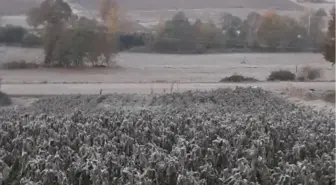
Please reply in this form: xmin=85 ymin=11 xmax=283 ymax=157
xmin=0 ymin=25 xmax=41 ymax=47
xmin=0 ymin=1 xmax=332 ymax=64
xmin=150 ymin=9 xmax=329 ymax=53
xmin=118 ymin=33 xmax=146 ymax=50
xmin=24 ymin=0 xmax=118 ymax=67
xmin=0 ymin=24 xmax=146 ymax=53
xmin=151 ymin=12 xmax=224 ymax=53
xmin=324 ymin=7 xmax=335 ymax=65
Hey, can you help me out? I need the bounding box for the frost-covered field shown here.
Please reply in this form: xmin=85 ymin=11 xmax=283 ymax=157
xmin=0 ymin=87 xmax=335 ymax=184
xmin=0 ymin=47 xmax=334 ymax=83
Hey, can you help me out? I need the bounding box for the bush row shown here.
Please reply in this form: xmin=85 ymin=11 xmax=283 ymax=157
xmin=0 ymin=25 xmax=41 ymax=47
xmin=220 ymin=66 xmax=323 ymax=82
xmin=0 ymin=25 xmax=147 ymax=50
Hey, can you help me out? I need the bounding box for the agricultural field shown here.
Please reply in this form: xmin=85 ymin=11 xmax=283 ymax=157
xmin=0 ymin=1 xmax=335 ymax=184
xmin=0 ymin=87 xmax=335 ymax=184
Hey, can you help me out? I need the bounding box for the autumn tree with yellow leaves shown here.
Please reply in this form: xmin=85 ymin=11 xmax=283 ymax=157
xmin=99 ymin=0 xmax=119 ymax=33
xmin=98 ymin=0 xmax=119 ymax=64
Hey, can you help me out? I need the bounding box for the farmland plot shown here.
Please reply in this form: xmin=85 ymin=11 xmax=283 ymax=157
xmin=0 ymin=87 xmax=334 ymax=184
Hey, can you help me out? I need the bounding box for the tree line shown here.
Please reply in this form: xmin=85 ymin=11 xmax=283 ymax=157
xmin=148 ymin=8 xmax=332 ymax=54
xmin=0 ymin=0 xmax=334 ymax=66
xmin=0 ymin=25 xmax=146 ymax=52
xmin=0 ymin=0 xmax=147 ymax=67
xmin=1 ymin=4 xmax=330 ymax=55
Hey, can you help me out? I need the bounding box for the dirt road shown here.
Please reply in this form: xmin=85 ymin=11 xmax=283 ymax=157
xmin=1 ymin=82 xmax=334 ymax=95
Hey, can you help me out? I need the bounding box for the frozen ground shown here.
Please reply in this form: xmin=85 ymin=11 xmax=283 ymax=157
xmin=0 ymin=47 xmax=334 ymax=110
xmin=0 ymin=48 xmax=334 ymax=84
xmin=1 ymin=82 xmax=334 ymax=95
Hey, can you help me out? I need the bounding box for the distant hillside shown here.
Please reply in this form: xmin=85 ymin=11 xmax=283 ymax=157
xmin=0 ymin=0 xmax=304 ymax=16
xmin=79 ymin=0 xmax=304 ymax=11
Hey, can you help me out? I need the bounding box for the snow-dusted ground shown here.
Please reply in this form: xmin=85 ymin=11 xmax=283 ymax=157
xmin=1 ymin=82 xmax=334 ymax=95
xmin=0 ymin=48 xmax=334 ymax=84
xmin=0 ymin=47 xmax=334 ymax=110
xmin=3 ymin=82 xmax=335 ymax=111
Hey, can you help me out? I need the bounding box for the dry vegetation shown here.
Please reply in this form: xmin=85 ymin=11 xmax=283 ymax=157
xmin=220 ymin=74 xmax=259 ymax=82
xmin=2 ymin=60 xmax=39 ymax=70
xmin=0 ymin=91 xmax=12 ymax=106
xmin=267 ymin=70 xmax=296 ymax=81
xmin=297 ymin=66 xmax=323 ymax=81
xmin=323 ymin=90 xmax=335 ymax=103
xmin=0 ymin=87 xmax=334 ymax=184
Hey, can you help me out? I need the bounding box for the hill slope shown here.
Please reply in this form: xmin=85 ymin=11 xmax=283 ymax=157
xmin=0 ymin=0 xmax=304 ymax=15
xmin=81 ymin=0 xmax=304 ymax=11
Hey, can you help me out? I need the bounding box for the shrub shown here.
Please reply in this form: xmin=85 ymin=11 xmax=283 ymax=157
xmin=2 ymin=60 xmax=39 ymax=69
xmin=118 ymin=33 xmax=145 ymax=51
xmin=0 ymin=25 xmax=28 ymax=44
xmin=297 ymin=66 xmax=322 ymax=81
xmin=323 ymin=90 xmax=335 ymax=103
xmin=0 ymin=91 xmax=12 ymax=106
xmin=52 ymin=28 xmax=117 ymax=67
xmin=21 ymin=33 xmax=42 ymax=47
xmin=267 ymin=70 xmax=296 ymax=81
xmin=220 ymin=74 xmax=258 ymax=82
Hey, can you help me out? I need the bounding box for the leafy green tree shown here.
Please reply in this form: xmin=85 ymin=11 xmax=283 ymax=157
xmin=258 ymin=12 xmax=306 ymax=50
xmin=118 ymin=34 xmax=146 ymax=50
xmin=220 ymin=12 xmax=243 ymax=47
xmin=153 ymin=11 xmax=196 ymax=52
xmin=299 ymin=10 xmax=326 ymax=50
xmin=51 ymin=27 xmax=117 ymax=67
xmin=324 ymin=7 xmax=335 ymax=64
xmin=315 ymin=8 xmax=327 ymax=17
xmin=27 ymin=0 xmax=118 ymax=67
xmin=220 ymin=13 xmax=242 ymax=31
xmin=193 ymin=19 xmax=224 ymax=50
xmin=241 ymin=12 xmax=262 ymax=47
xmin=152 ymin=12 xmax=227 ymax=53
xmin=21 ymin=33 xmax=42 ymax=47
xmin=257 ymin=13 xmax=284 ymax=48
xmin=68 ymin=15 xmax=118 ymax=66
xmin=52 ymin=28 xmax=88 ymax=67
xmin=27 ymin=0 xmax=72 ymax=64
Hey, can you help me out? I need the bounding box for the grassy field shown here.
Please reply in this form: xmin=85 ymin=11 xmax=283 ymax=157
xmin=0 ymin=47 xmax=334 ymax=84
